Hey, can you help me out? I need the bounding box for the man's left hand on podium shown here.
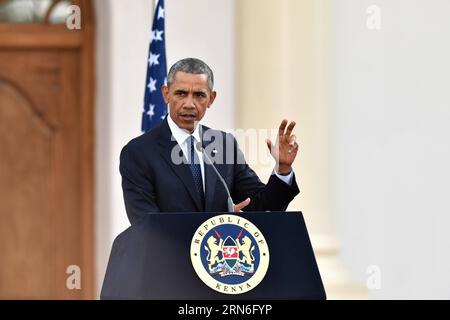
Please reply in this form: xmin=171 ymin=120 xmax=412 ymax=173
xmin=234 ymin=197 xmax=251 ymax=212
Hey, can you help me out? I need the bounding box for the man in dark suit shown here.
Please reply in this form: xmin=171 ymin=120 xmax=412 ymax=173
xmin=120 ymin=58 xmax=300 ymax=225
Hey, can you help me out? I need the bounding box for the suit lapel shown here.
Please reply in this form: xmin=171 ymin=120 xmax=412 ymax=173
xmin=157 ymin=119 xmax=203 ymax=211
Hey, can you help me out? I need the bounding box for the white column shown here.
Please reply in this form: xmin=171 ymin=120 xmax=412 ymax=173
xmin=235 ymin=0 xmax=366 ymax=299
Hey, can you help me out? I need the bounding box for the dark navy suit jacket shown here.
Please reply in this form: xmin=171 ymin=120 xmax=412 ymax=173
xmin=120 ymin=118 xmax=300 ymax=225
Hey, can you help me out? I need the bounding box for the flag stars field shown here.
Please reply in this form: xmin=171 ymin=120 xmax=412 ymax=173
xmin=149 ymin=53 xmax=160 ymax=67
xmin=148 ymin=78 xmax=157 ymax=93
xmin=150 ymin=30 xmax=164 ymax=44
xmin=158 ymin=6 xmax=165 ymax=20
xmin=142 ymin=0 xmax=167 ymax=133
xmin=147 ymin=104 xmax=156 ymax=120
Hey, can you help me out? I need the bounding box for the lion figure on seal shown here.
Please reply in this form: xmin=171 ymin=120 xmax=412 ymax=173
xmin=236 ymin=235 xmax=255 ymax=266
xmin=204 ymin=236 xmax=224 ymax=270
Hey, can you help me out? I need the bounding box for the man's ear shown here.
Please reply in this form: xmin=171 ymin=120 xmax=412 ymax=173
xmin=162 ymin=86 xmax=169 ymax=104
xmin=208 ymin=91 xmax=217 ymax=108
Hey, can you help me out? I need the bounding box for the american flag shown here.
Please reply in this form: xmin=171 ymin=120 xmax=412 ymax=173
xmin=141 ymin=0 xmax=168 ymax=133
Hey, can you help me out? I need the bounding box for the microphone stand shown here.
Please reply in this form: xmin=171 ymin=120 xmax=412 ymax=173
xmin=197 ymin=143 xmax=235 ymax=213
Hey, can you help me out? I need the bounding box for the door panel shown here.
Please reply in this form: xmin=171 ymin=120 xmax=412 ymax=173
xmin=0 ymin=50 xmax=84 ymax=299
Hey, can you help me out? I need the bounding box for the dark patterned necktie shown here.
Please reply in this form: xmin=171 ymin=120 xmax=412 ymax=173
xmin=188 ymin=136 xmax=205 ymax=209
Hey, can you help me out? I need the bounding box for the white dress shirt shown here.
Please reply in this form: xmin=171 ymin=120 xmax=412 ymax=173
xmin=167 ymin=115 xmax=206 ymax=192
xmin=166 ymin=115 xmax=294 ymax=192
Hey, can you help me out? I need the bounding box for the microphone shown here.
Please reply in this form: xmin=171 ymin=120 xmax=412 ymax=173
xmin=196 ymin=143 xmax=235 ymax=213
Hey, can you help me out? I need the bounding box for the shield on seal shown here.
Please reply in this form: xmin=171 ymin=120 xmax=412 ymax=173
xmin=222 ymin=236 xmax=238 ymax=269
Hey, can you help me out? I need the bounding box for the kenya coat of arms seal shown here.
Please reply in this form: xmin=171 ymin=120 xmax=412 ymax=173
xmin=190 ymin=214 xmax=270 ymax=295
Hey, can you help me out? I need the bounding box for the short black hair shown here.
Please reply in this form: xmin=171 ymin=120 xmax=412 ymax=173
xmin=167 ymin=58 xmax=214 ymax=90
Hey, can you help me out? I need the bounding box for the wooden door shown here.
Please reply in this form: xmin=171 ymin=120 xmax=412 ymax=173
xmin=0 ymin=0 xmax=94 ymax=299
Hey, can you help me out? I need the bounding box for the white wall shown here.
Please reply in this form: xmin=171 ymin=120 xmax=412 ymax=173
xmin=335 ymin=0 xmax=450 ymax=299
xmin=95 ymin=0 xmax=153 ymax=298
xmin=165 ymin=0 xmax=235 ymax=130
xmin=94 ymin=0 xmax=235 ymax=297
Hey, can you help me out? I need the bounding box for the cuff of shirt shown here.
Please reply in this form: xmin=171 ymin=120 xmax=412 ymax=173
xmin=273 ymin=170 xmax=294 ymax=186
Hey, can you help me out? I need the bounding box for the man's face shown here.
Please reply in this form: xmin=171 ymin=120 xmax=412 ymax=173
xmin=162 ymin=71 xmax=217 ymax=133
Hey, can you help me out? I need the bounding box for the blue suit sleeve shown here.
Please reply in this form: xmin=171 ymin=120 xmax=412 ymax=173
xmin=120 ymin=143 xmax=160 ymax=225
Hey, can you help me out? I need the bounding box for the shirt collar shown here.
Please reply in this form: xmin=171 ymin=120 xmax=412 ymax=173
xmin=167 ymin=114 xmax=202 ymax=146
